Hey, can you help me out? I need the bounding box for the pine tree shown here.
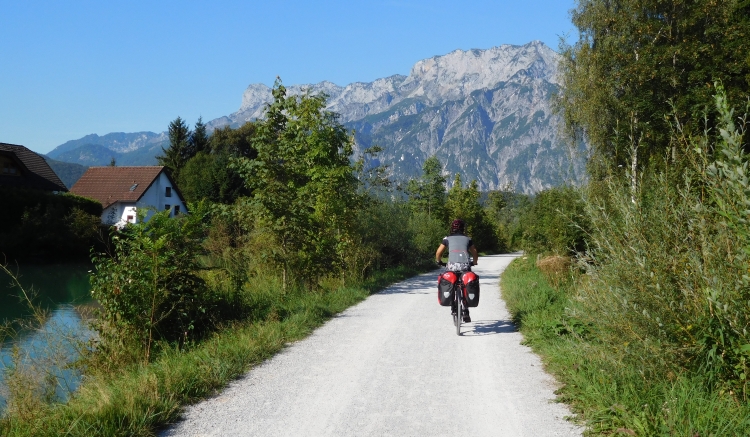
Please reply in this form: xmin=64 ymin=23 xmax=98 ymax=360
xmin=190 ymin=116 xmax=209 ymax=155
xmin=157 ymin=116 xmax=192 ymax=181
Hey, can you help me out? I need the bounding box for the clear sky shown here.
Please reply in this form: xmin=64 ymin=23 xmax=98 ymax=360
xmin=0 ymin=0 xmax=577 ymax=154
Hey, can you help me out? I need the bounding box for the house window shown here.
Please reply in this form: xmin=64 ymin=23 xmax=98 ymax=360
xmin=174 ymin=205 xmax=180 ymax=215
xmin=1 ymin=157 xmax=19 ymax=176
xmin=165 ymin=187 xmax=172 ymax=197
xmin=165 ymin=204 xmax=171 ymax=211
xmin=126 ymin=215 xmax=134 ymax=223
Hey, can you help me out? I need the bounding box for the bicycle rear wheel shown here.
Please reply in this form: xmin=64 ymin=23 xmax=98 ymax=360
xmin=455 ymin=288 xmax=462 ymax=336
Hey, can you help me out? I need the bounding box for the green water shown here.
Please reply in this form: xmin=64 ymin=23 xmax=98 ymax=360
xmin=0 ymin=263 xmax=94 ymax=407
xmin=0 ymin=263 xmax=93 ymax=321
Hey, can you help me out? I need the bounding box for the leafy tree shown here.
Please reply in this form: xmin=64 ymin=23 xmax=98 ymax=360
xmin=354 ymin=145 xmax=393 ymax=197
xmin=519 ymin=185 xmax=588 ymax=255
xmin=233 ymin=80 xmax=357 ymax=286
xmin=209 ymin=122 xmax=257 ymax=158
xmin=177 ymin=122 xmax=256 ymax=204
xmin=445 ymin=174 xmax=497 ymax=252
xmin=559 ymin=0 xmax=750 ymax=176
xmin=178 ymin=151 xmax=249 ymax=204
xmin=157 ymin=116 xmax=192 ymax=181
xmin=407 ymin=156 xmax=447 ymax=221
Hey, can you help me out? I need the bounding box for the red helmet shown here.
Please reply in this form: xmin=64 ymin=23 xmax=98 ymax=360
xmin=450 ymin=219 xmax=465 ymax=234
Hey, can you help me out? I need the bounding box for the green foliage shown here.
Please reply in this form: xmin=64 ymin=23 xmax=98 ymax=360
xmin=157 ymin=116 xmax=193 ymax=181
xmin=559 ymin=0 xmax=750 ymax=177
xmin=578 ymin=87 xmax=750 ymax=399
xmin=190 ymin=116 xmax=210 ymax=155
xmin=445 ymin=174 xmax=498 ymax=252
xmin=519 ymin=185 xmax=589 ymax=255
xmin=177 ymin=122 xmax=256 ymax=204
xmin=0 ymin=188 xmax=102 ymax=262
xmin=90 ymin=204 xmax=215 ymax=363
xmin=406 ymin=156 xmax=447 ymax=221
xmin=232 ymin=80 xmax=358 ymax=286
xmin=501 ymin=256 xmax=750 ymax=435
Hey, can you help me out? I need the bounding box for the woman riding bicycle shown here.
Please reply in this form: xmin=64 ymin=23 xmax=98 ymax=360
xmin=435 ymin=219 xmax=478 ymax=322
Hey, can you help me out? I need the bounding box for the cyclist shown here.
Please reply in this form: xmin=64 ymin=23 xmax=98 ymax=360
xmin=435 ymin=219 xmax=478 ymax=322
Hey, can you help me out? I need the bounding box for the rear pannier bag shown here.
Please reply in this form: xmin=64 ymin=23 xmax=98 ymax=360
xmin=438 ymin=271 xmax=457 ymax=306
xmin=461 ymin=272 xmax=480 ymax=307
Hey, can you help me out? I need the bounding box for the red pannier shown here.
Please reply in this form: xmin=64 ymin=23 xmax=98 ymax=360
xmin=437 ymin=271 xmax=457 ymax=306
xmin=461 ymin=272 xmax=480 ymax=307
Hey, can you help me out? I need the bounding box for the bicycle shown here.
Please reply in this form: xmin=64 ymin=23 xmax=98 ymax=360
xmin=438 ymin=261 xmax=475 ymax=336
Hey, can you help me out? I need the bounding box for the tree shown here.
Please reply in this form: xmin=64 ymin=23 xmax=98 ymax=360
xmin=232 ymin=79 xmax=357 ymax=286
xmin=407 ymin=156 xmax=448 ymax=221
xmin=177 ymin=122 xmax=256 ymax=204
xmin=157 ymin=116 xmax=192 ymax=181
xmin=445 ymin=174 xmax=497 ymax=252
xmin=559 ymin=0 xmax=750 ymax=177
xmin=190 ymin=116 xmax=210 ymax=155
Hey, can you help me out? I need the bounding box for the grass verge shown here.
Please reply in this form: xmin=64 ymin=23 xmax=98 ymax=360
xmin=500 ymin=256 xmax=750 ymax=436
xmin=1 ymin=265 xmax=425 ymax=437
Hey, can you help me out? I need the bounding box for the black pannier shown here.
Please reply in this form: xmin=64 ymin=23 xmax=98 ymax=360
xmin=462 ymin=272 xmax=480 ymax=307
xmin=437 ymin=272 xmax=457 ymax=306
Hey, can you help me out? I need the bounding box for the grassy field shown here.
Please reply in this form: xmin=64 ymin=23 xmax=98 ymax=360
xmin=1 ymin=266 xmax=424 ymax=437
xmin=500 ymin=256 xmax=750 ymax=436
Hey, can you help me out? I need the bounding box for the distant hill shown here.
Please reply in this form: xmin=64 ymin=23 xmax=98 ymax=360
xmin=47 ymin=132 xmax=167 ymax=167
xmin=43 ymin=156 xmax=88 ymax=189
xmin=48 ymin=41 xmax=587 ymax=193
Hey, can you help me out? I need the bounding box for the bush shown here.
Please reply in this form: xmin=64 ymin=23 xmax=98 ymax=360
xmin=90 ymin=203 xmax=216 ymax=363
xmin=0 ymin=188 xmax=102 ymax=261
xmin=577 ymin=86 xmax=750 ymax=396
xmin=519 ymin=185 xmax=589 ymax=255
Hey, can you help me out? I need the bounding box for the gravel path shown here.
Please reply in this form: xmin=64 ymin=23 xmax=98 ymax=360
xmin=161 ymin=254 xmax=582 ymax=436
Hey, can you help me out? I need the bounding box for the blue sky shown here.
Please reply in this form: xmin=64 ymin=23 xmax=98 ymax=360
xmin=0 ymin=0 xmax=577 ymax=154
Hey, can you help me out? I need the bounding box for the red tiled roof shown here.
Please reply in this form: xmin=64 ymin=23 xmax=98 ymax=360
xmin=0 ymin=143 xmax=67 ymax=191
xmin=70 ymin=166 xmax=166 ymax=208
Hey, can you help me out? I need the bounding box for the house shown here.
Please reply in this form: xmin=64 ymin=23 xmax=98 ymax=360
xmin=0 ymin=143 xmax=67 ymax=192
xmin=70 ymin=166 xmax=187 ymax=227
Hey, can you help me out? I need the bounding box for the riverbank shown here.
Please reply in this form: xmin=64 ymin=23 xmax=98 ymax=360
xmin=500 ymin=256 xmax=750 ymax=435
xmin=0 ymin=265 xmax=426 ymax=436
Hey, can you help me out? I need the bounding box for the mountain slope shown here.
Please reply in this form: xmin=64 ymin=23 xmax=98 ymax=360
xmin=49 ymin=41 xmax=586 ymax=193
xmin=209 ymin=41 xmax=585 ymax=193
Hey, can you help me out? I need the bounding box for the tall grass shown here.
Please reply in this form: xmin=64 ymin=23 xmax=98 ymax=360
xmin=502 ymin=256 xmax=750 ymax=436
xmin=578 ymin=87 xmax=750 ymax=396
xmin=499 ymin=86 xmax=750 ymax=435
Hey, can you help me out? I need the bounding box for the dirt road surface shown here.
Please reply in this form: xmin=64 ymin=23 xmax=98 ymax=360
xmin=162 ymin=254 xmax=582 ymax=436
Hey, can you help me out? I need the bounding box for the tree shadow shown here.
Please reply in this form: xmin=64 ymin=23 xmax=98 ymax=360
xmin=377 ymin=274 xmax=437 ymax=295
xmin=462 ymin=319 xmax=517 ymax=336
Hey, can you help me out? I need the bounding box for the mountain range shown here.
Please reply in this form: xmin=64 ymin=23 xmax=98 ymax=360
xmin=46 ymin=41 xmax=587 ymax=193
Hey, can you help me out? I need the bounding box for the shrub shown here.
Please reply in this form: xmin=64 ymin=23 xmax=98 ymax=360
xmin=90 ymin=203 xmax=215 ymax=363
xmin=0 ymin=188 xmax=102 ymax=261
xmin=577 ymin=86 xmax=750 ymax=396
xmin=520 ymin=185 xmax=589 ymax=255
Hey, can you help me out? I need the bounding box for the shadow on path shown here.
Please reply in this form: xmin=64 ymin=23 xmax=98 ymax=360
xmin=462 ymin=319 xmax=517 ymax=336
xmin=377 ymin=273 xmax=437 ymax=295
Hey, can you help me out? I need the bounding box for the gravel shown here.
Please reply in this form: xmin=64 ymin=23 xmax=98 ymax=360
xmin=161 ymin=254 xmax=583 ymax=436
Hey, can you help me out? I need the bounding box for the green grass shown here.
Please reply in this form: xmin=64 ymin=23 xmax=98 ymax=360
xmin=0 ymin=265 xmax=424 ymax=436
xmin=500 ymin=256 xmax=750 ymax=436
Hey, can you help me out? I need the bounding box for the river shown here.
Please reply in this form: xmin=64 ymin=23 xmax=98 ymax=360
xmin=0 ymin=263 xmax=94 ymax=407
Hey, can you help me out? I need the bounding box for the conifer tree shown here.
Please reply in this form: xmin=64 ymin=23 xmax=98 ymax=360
xmin=157 ymin=116 xmax=192 ymax=181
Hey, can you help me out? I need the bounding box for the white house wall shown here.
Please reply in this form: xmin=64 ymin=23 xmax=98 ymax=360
xmin=102 ymin=202 xmax=137 ymax=228
xmin=137 ymin=171 xmax=187 ymax=221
